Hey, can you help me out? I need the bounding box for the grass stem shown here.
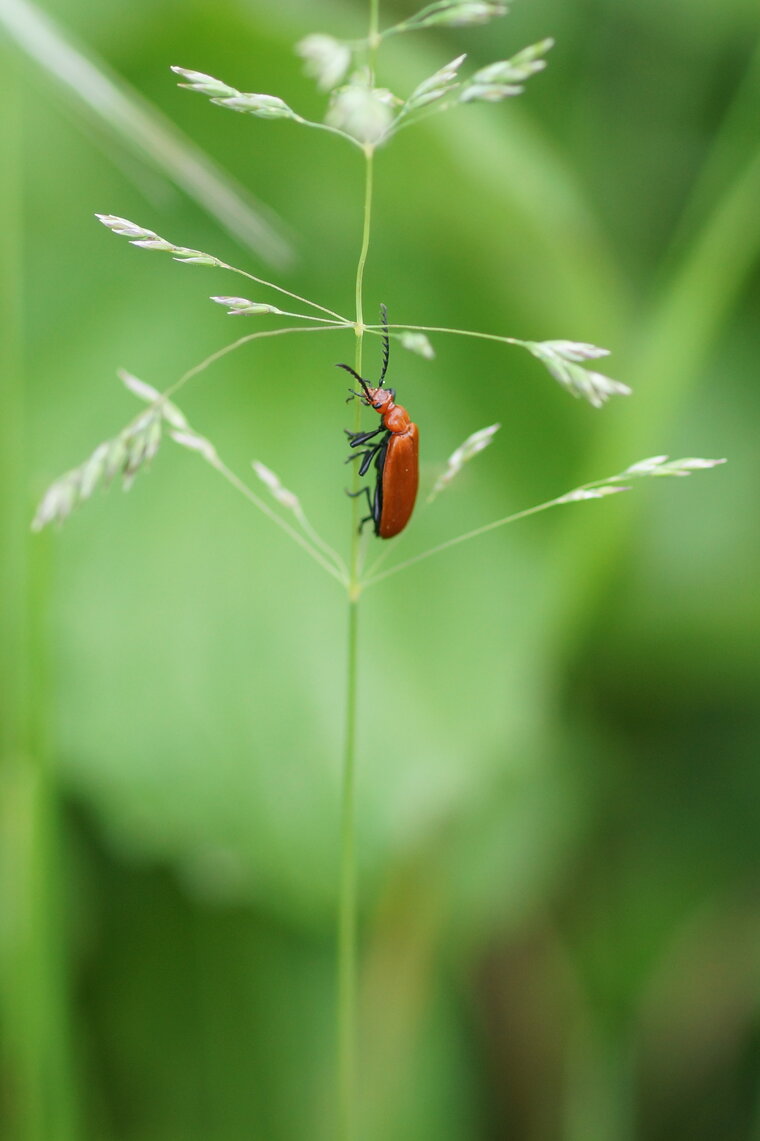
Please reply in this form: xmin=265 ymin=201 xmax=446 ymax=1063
xmin=337 ymin=597 xmax=359 ymax=1141
xmin=354 ymin=151 xmax=374 ymax=348
xmin=335 ymin=21 xmax=379 ymax=1127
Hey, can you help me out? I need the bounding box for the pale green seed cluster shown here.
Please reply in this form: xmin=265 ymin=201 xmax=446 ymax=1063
xmin=524 ymin=340 xmax=633 ymax=408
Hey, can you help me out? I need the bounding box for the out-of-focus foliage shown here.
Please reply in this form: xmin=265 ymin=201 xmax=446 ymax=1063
xmin=3 ymin=0 xmax=759 ymax=1139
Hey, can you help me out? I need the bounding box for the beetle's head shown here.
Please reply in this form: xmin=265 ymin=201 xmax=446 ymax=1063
xmin=366 ymin=386 xmax=392 ymax=413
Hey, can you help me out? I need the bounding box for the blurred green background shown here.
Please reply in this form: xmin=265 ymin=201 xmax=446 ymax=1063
xmin=2 ymin=0 xmax=759 ymax=1138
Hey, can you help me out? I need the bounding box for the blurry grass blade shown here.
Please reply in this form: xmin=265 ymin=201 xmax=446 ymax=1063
xmin=549 ymin=48 xmax=760 ymax=658
xmin=668 ymin=40 xmax=760 ymax=260
xmin=0 ymin=0 xmax=292 ymax=265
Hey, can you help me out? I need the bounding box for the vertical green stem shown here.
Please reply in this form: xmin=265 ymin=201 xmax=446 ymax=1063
xmin=350 ymin=148 xmax=375 ymax=531
xmin=337 ymin=598 xmax=359 ymax=1141
xmin=337 ymin=140 xmax=373 ymax=1141
xmin=336 ymin=3 xmax=379 ymax=1127
xmin=354 ymin=149 xmax=375 ymax=370
xmin=368 ymin=0 xmax=380 ymax=79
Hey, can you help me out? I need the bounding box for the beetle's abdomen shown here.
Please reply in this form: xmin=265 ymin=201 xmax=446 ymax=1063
xmin=379 ymin=424 xmax=419 ymax=539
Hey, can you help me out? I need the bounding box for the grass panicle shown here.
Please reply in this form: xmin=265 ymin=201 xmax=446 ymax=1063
xmin=33 ymin=7 xmax=728 ymax=1141
xmin=390 ymin=2 xmax=510 ymax=33
xmin=399 ymin=331 xmax=435 ymax=358
xmin=296 ymin=35 xmax=352 ymax=91
xmin=524 ymin=339 xmax=631 ymax=407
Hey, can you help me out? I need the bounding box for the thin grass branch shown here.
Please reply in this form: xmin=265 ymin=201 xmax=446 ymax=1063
xmin=363 ymin=456 xmax=726 ymax=587
xmin=96 ymin=214 xmax=349 ymax=322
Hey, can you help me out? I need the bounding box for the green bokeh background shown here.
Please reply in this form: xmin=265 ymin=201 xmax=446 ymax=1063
xmin=2 ymin=1 xmax=759 ymax=1139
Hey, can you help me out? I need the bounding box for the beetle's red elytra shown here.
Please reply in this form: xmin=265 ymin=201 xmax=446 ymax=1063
xmin=338 ymin=306 xmax=419 ymax=539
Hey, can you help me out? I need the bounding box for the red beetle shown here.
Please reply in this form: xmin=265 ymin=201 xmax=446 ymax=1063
xmin=338 ymin=306 xmax=419 ymax=539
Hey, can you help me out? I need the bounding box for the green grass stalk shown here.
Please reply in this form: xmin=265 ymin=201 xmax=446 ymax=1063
xmin=0 ymin=49 xmax=80 ymax=1141
xmin=337 ymin=597 xmax=359 ymax=1141
xmin=336 ymin=139 xmax=371 ymax=1141
xmin=336 ymin=5 xmax=380 ymax=1131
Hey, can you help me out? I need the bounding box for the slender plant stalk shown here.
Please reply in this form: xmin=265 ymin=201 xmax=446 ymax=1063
xmin=377 ymin=322 xmax=520 ymax=347
xmin=336 ymin=4 xmax=381 ymax=1135
xmin=337 ymin=597 xmax=359 ymax=1141
xmin=219 ymin=264 xmax=348 ymax=322
xmin=336 ymin=133 xmax=372 ymax=1141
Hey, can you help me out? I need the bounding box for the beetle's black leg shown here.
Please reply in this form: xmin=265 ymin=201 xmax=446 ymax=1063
xmin=345 ymin=429 xmax=390 ymax=474
xmin=370 ymin=439 xmax=387 ymax=536
xmin=359 ymin=474 xmax=383 ymax=537
xmin=346 ymin=425 xmax=385 ymax=447
xmin=346 ymin=485 xmax=373 ymax=516
xmin=345 ymin=448 xmax=374 ymax=476
xmin=344 ymin=442 xmax=383 ymax=474
xmin=358 ymin=447 xmax=381 ymax=476
xmin=345 ymin=426 xmax=388 ymax=539
xmin=357 ymin=479 xmax=381 ymax=535
xmin=362 ymin=433 xmax=389 ymax=476
xmin=373 ymin=439 xmax=388 ymax=475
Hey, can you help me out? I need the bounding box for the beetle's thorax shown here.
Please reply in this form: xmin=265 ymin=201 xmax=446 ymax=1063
xmin=364 ymin=385 xmax=412 ymax=435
